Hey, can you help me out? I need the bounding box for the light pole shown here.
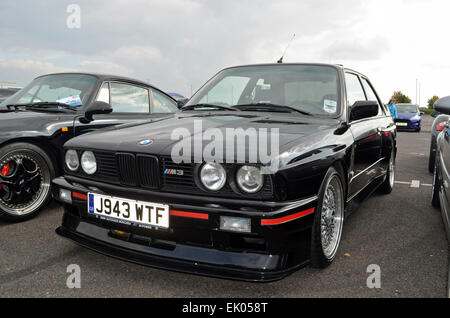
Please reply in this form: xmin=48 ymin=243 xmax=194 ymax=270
xmin=417 ymin=83 xmax=422 ymax=107
xmin=416 ymin=78 xmax=418 ymax=105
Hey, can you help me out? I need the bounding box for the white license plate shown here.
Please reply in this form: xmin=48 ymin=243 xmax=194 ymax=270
xmin=87 ymin=193 xmax=169 ymax=229
xmin=396 ymin=122 xmax=408 ymax=127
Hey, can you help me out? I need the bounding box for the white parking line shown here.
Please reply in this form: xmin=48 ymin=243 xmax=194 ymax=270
xmin=411 ymin=180 xmax=421 ymax=188
xmin=409 ymin=153 xmax=426 ymax=156
xmin=394 ymin=180 xmax=432 ymax=188
xmin=395 ymin=181 xmax=410 ymax=185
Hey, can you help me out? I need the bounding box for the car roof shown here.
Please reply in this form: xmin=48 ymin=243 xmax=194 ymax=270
xmin=217 ymin=63 xmax=369 ymax=78
xmin=222 ymin=62 xmax=341 ymax=70
xmin=34 ymin=72 xmax=163 ymax=92
xmin=396 ymin=103 xmax=418 ymax=106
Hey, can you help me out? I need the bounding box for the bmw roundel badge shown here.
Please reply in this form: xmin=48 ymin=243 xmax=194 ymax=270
xmin=138 ymin=139 xmax=153 ymax=146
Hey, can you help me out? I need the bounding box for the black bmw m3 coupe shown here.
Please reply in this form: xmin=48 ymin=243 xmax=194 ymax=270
xmin=53 ymin=63 xmax=397 ymax=281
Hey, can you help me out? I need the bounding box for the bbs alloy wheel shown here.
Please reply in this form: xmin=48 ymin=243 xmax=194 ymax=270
xmin=311 ymin=166 xmax=345 ymax=268
xmin=320 ymin=174 xmax=344 ymax=260
xmin=0 ymin=143 xmax=53 ymax=221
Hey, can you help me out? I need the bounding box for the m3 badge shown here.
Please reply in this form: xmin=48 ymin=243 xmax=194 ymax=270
xmin=164 ymin=169 xmax=184 ymax=176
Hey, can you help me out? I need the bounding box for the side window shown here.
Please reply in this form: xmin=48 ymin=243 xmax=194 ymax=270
xmin=361 ymin=78 xmax=383 ymax=116
xmin=110 ymin=83 xmax=150 ymax=113
xmin=96 ymin=82 xmax=110 ymax=104
xmin=152 ymin=90 xmax=179 ymax=113
xmin=345 ymin=73 xmax=366 ymax=106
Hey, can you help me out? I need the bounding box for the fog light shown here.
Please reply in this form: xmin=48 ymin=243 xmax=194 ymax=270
xmin=59 ymin=189 xmax=72 ymax=204
xmin=220 ymin=216 xmax=251 ymax=233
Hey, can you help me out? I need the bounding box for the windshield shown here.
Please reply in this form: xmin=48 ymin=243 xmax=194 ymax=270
xmin=0 ymin=74 xmax=97 ymax=108
xmin=396 ymin=104 xmax=418 ymax=113
xmin=186 ymin=65 xmax=340 ymax=116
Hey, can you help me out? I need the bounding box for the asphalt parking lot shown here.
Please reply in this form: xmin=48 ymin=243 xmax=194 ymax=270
xmin=0 ymin=115 xmax=448 ymax=298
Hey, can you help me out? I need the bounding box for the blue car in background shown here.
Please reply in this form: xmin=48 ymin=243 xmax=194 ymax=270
xmin=394 ymin=103 xmax=423 ymax=132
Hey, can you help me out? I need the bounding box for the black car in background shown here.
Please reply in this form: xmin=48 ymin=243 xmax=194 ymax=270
xmin=431 ymin=96 xmax=450 ymax=245
xmin=0 ymin=88 xmax=20 ymax=103
xmin=0 ymin=73 xmax=178 ymax=221
xmin=53 ymin=63 xmax=396 ymax=281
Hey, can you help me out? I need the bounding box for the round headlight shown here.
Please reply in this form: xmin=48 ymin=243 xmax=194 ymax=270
xmin=236 ymin=166 xmax=263 ymax=193
xmin=81 ymin=151 xmax=97 ymax=175
xmin=65 ymin=150 xmax=79 ymax=171
xmin=200 ymin=162 xmax=226 ymax=191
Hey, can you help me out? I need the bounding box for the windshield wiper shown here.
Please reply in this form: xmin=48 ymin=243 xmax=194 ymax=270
xmin=181 ymin=103 xmax=240 ymax=111
xmin=233 ymin=103 xmax=312 ymax=115
xmin=7 ymin=102 xmax=78 ymax=112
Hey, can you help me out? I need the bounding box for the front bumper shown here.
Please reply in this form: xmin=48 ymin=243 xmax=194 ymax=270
xmin=53 ymin=176 xmax=318 ymax=282
xmin=395 ymin=119 xmax=421 ymax=130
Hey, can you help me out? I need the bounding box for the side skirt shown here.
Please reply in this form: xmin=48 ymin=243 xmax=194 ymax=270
xmin=345 ymin=174 xmax=385 ymax=217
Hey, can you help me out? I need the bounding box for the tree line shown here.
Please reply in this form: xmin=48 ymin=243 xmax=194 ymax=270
xmin=388 ymin=91 xmax=439 ymax=109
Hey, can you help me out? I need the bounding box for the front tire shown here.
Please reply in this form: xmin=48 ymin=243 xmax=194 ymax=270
xmin=310 ymin=166 xmax=345 ymax=268
xmin=0 ymin=142 xmax=55 ymax=222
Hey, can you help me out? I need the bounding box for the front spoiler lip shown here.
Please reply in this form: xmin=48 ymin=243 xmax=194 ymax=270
xmin=55 ymin=224 xmax=308 ymax=283
xmin=53 ymin=175 xmax=318 ymax=218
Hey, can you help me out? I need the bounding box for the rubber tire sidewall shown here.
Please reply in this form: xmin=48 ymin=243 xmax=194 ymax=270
xmin=432 ymin=158 xmax=441 ymax=209
xmin=429 ymin=137 xmax=436 ymax=173
xmin=0 ymin=142 xmax=55 ymax=222
xmin=310 ymin=166 xmax=345 ymax=268
xmin=379 ymin=149 xmax=395 ymax=194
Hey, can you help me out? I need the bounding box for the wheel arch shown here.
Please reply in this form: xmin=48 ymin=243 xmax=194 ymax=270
xmin=0 ymin=137 xmax=61 ymax=176
xmin=332 ymin=159 xmax=348 ymax=202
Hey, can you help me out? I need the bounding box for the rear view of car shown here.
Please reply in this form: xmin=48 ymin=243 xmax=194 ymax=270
xmin=394 ymin=103 xmax=423 ymax=131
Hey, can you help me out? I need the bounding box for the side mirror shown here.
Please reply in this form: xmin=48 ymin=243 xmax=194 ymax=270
xmin=177 ymin=98 xmax=189 ymax=109
xmin=431 ymin=111 xmax=440 ymax=118
xmin=420 ymin=112 xmax=424 ymax=116
xmin=80 ymin=101 xmax=112 ymax=123
xmin=434 ymin=96 xmax=450 ymax=115
xmin=350 ymin=100 xmax=379 ymax=122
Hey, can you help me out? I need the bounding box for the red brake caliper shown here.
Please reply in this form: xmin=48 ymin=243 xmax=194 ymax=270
xmin=0 ymin=163 xmax=10 ymax=190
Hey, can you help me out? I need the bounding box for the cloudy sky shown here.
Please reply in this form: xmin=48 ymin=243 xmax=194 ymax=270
xmin=0 ymin=0 xmax=449 ymax=105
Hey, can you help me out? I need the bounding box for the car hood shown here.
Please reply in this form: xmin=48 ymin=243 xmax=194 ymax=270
xmin=397 ymin=112 xmax=420 ymax=120
xmin=0 ymin=110 xmax=72 ymax=133
xmin=66 ymin=112 xmax=342 ymax=167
